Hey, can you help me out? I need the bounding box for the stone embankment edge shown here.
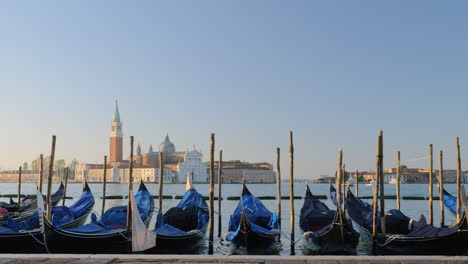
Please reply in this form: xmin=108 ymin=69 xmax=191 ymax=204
xmin=0 ymin=254 xmax=466 ymax=264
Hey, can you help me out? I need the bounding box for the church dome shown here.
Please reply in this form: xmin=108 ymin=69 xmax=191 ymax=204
xmin=159 ymin=134 xmax=175 ymax=153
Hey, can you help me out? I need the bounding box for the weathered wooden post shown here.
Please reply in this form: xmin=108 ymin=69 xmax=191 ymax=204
xmin=39 ymin=154 xmax=43 ymax=193
xmin=439 ymin=150 xmax=445 ymax=227
xmin=337 ymin=149 xmax=345 ymax=243
xmin=396 ymin=151 xmax=401 ymax=211
xmin=46 ymin=135 xmax=56 ymax=220
xmin=101 ymin=156 xmax=108 ymax=216
xmin=17 ymin=166 xmax=22 ymax=207
xmin=276 ymin=147 xmax=282 ymax=230
xmin=158 ymin=151 xmax=164 ymax=213
xmin=336 ymin=150 xmax=342 ymax=207
xmin=378 ymin=131 xmax=385 ymax=236
xmin=428 ymin=144 xmax=434 ymax=225
xmin=342 ymin=164 xmax=346 ymax=211
xmin=127 ymin=136 xmax=134 ymax=233
xmin=62 ymin=168 xmax=69 ymax=206
xmin=372 ymin=132 xmax=380 ymax=238
xmin=208 ymin=133 xmax=215 ymax=254
xmin=289 ymin=131 xmax=295 ymax=255
xmin=217 ymin=149 xmax=223 ymax=238
xmin=456 ymin=137 xmax=462 ymax=223
xmin=355 ymin=170 xmax=359 ymax=198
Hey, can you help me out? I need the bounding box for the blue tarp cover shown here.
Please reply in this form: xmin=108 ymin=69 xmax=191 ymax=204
xmin=300 ymin=186 xmax=335 ymax=232
xmin=2 ymin=188 xmax=94 ymax=231
xmin=63 ymin=186 xmax=152 ymax=234
xmin=154 ymin=188 xmax=208 ymax=236
xmin=407 ymin=214 xmax=458 ymax=237
xmin=100 ymin=187 xmax=152 ymax=228
xmin=226 ymin=187 xmax=279 ymax=241
xmin=345 ymin=190 xmax=412 ymax=235
xmin=443 ymin=189 xmax=457 ymax=215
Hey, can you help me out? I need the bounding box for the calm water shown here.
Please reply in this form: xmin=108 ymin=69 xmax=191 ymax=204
xmin=1 ymin=182 xmax=464 ymax=255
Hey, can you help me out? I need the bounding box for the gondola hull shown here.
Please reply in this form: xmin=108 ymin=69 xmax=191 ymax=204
xmin=229 ymin=229 xmax=280 ymax=250
xmin=229 ymin=213 xmax=280 ymax=253
xmin=43 ymin=219 xmax=131 ymax=254
xmin=302 ymin=223 xmax=359 ymax=255
xmin=375 ymin=230 xmax=468 ymax=255
xmin=144 ymin=225 xmax=208 ymax=254
xmin=0 ymin=231 xmax=45 ymax=253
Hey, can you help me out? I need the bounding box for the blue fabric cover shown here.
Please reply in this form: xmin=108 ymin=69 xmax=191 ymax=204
xmin=443 ymin=189 xmax=457 ymax=215
xmin=300 ymin=187 xmax=335 ymax=232
xmin=226 ymin=189 xmax=279 ymax=241
xmin=345 ymin=190 xmax=412 ymax=234
xmin=3 ymin=188 xmax=95 ymax=231
xmin=154 ymin=188 xmax=208 ymax=236
xmin=62 ymin=187 xmax=152 ymax=234
xmin=100 ymin=187 xmax=152 ymax=228
xmin=50 ymin=189 xmax=95 ymax=226
xmin=407 ymin=214 xmax=458 ymax=237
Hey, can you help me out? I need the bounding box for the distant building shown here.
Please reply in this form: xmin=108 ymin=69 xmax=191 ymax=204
xmin=75 ymin=102 xmax=208 ymax=183
xmin=0 ymin=170 xmax=60 ymax=182
xmin=212 ymin=161 xmax=275 ymax=183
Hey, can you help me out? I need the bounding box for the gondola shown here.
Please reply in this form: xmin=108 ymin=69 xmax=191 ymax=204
xmin=345 ymin=188 xmax=468 ymax=255
xmin=137 ymin=176 xmax=209 ymax=254
xmin=225 ymin=184 xmax=280 ymax=253
xmin=0 ymin=182 xmax=65 ymax=214
xmin=43 ymin=181 xmax=154 ymax=254
xmin=0 ymin=182 xmax=95 ymax=253
xmin=299 ymin=184 xmax=359 ymax=255
xmin=441 ymin=189 xmax=468 ymax=217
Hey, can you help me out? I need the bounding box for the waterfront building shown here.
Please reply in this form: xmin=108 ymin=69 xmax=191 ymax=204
xmin=75 ymin=102 xmax=208 ymax=183
xmin=212 ymin=161 xmax=276 ymax=183
xmin=109 ymin=101 xmax=123 ymax=165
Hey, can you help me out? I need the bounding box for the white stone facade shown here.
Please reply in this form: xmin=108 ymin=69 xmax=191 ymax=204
xmin=177 ymin=150 xmax=209 ymax=183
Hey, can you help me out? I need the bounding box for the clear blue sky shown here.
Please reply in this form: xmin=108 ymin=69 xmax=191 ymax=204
xmin=0 ymin=1 xmax=467 ymax=178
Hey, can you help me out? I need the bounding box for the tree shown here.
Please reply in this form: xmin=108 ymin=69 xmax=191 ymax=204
xmin=400 ymin=164 xmax=407 ymax=170
xmin=68 ymin=159 xmax=79 ymax=179
xmin=54 ymin=159 xmax=66 ymax=171
xmin=22 ymin=162 xmax=28 ymax=171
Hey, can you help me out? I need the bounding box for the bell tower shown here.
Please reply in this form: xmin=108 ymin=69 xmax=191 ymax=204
xmin=110 ymin=101 xmax=123 ymax=164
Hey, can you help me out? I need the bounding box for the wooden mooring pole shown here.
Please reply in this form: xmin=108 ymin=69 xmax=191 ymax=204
xmin=62 ymin=168 xmax=69 ymax=206
xmin=396 ymin=151 xmax=401 ymax=211
xmin=372 ymin=132 xmax=380 ymax=238
xmin=159 ymin=151 xmax=164 ymax=212
xmin=127 ymin=136 xmax=134 ymax=233
xmin=289 ymin=131 xmax=295 ymax=255
xmin=342 ymin=164 xmax=346 ymax=212
xmin=355 ymin=170 xmax=359 ymax=198
xmin=276 ymin=147 xmax=282 ymax=231
xmin=101 ymin=156 xmax=108 ymax=216
xmin=217 ymin=149 xmax=222 ymax=238
xmin=208 ymin=133 xmax=215 ymax=255
xmin=39 ymin=154 xmax=43 ymax=193
xmin=439 ymin=150 xmax=445 ymax=227
xmin=456 ymin=137 xmax=462 ymax=223
xmin=428 ymin=144 xmax=434 ymax=225
xmin=378 ymin=131 xmax=385 ymax=236
xmin=46 ymin=135 xmax=56 ymax=220
xmin=17 ymin=166 xmax=22 ymax=207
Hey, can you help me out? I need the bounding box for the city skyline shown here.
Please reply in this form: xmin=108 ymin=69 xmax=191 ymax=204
xmin=0 ymin=1 xmax=467 ymax=179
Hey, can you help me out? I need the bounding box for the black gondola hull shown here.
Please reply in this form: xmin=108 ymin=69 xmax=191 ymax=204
xmin=0 ymin=231 xmax=45 ymax=253
xmin=376 ymin=230 xmax=468 ymax=255
xmin=144 ymin=228 xmax=207 ymax=254
xmin=302 ymin=223 xmax=360 ymax=255
xmin=43 ymin=219 xmax=131 ymax=254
